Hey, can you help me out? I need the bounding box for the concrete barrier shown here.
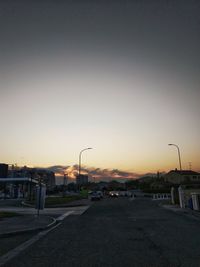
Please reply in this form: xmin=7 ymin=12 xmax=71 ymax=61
xmin=152 ymin=193 xmax=171 ymax=200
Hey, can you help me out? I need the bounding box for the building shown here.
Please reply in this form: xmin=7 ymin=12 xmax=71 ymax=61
xmin=8 ymin=166 xmax=56 ymax=190
xmin=76 ymin=174 xmax=88 ymax=185
xmin=0 ymin=163 xmax=8 ymax=178
xmin=0 ymin=164 xmax=56 ymax=198
xmin=0 ymin=177 xmax=39 ymax=199
xmin=36 ymin=169 xmax=56 ymax=191
xmin=164 ymin=170 xmax=200 ymax=184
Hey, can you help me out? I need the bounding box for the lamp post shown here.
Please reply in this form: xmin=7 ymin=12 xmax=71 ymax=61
xmin=78 ymin=148 xmax=92 ymax=176
xmin=168 ymin=144 xmax=182 ymax=171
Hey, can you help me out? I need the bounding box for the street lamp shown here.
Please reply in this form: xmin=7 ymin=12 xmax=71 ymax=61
xmin=78 ymin=148 xmax=93 ymax=176
xmin=168 ymin=143 xmax=182 ymax=171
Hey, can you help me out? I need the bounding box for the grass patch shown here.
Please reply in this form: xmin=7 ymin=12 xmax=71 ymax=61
xmin=45 ymin=195 xmax=83 ymax=206
xmin=0 ymin=211 xmax=21 ymax=219
xmin=26 ymin=195 xmax=84 ymax=207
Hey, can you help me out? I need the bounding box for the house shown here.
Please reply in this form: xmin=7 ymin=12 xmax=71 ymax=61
xmin=164 ymin=170 xmax=200 ymax=184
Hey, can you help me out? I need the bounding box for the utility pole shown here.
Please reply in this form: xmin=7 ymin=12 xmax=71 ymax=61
xmin=188 ymin=162 xmax=192 ymax=171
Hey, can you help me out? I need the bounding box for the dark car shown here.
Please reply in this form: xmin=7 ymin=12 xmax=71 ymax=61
xmin=90 ymin=192 xmax=101 ymax=201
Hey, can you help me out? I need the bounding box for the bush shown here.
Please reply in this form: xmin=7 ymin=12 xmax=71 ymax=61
xmin=142 ymin=188 xmax=170 ymax=194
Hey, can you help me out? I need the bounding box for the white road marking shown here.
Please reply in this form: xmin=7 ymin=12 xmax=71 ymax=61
xmin=0 ymin=205 xmax=90 ymax=266
xmin=0 ymin=223 xmax=61 ymax=267
xmin=56 ymin=211 xmax=74 ymax=221
xmin=72 ymin=205 xmax=90 ymax=215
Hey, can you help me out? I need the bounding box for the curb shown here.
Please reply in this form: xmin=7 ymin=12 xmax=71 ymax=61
xmin=21 ymin=201 xmax=89 ymax=208
xmin=45 ymin=203 xmax=89 ymax=208
xmin=0 ymin=216 xmax=57 ymax=238
xmin=21 ymin=201 xmax=33 ymax=208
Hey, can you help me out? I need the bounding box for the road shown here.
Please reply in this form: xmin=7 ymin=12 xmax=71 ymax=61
xmin=3 ymin=198 xmax=200 ymax=267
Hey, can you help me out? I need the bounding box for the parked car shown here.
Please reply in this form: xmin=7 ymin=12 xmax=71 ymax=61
xmin=97 ymin=191 xmax=103 ymax=198
xmin=90 ymin=191 xmax=101 ymax=201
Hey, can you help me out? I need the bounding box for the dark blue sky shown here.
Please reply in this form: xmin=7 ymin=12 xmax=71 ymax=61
xmin=1 ymin=0 xmax=199 ymax=74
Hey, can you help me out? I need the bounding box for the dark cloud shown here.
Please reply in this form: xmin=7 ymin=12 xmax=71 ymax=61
xmin=46 ymin=164 xmax=141 ymax=182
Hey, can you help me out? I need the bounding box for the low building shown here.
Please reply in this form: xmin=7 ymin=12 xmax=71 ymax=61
xmin=0 ymin=164 xmax=55 ymax=198
xmin=0 ymin=177 xmax=38 ymax=198
xmin=8 ymin=166 xmax=56 ymax=191
xmin=164 ymin=170 xmax=200 ymax=184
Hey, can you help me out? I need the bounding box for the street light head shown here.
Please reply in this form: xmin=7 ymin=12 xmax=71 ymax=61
xmin=87 ymin=147 xmax=92 ymax=150
xmin=168 ymin=143 xmax=178 ymax=147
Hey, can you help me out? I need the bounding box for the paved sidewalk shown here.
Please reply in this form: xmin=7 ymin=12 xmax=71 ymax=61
xmin=0 ymin=198 xmax=91 ymax=237
xmin=0 ymin=215 xmax=55 ymax=237
xmin=162 ymin=204 xmax=200 ymax=219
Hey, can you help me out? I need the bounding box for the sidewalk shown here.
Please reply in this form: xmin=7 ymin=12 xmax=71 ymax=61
xmin=162 ymin=204 xmax=200 ymax=220
xmin=0 ymin=198 xmax=91 ymax=237
xmin=0 ymin=214 xmax=56 ymax=237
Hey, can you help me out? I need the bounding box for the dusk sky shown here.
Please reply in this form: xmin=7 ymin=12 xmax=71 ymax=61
xmin=0 ymin=0 xmax=199 ymax=175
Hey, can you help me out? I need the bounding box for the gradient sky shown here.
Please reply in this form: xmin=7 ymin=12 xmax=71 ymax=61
xmin=0 ymin=0 xmax=199 ymax=174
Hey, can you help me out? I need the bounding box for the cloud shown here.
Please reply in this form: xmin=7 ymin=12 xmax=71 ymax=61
xmin=46 ymin=165 xmax=141 ymax=182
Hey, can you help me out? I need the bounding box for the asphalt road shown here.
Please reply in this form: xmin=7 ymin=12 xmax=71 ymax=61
xmin=3 ymin=198 xmax=200 ymax=267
